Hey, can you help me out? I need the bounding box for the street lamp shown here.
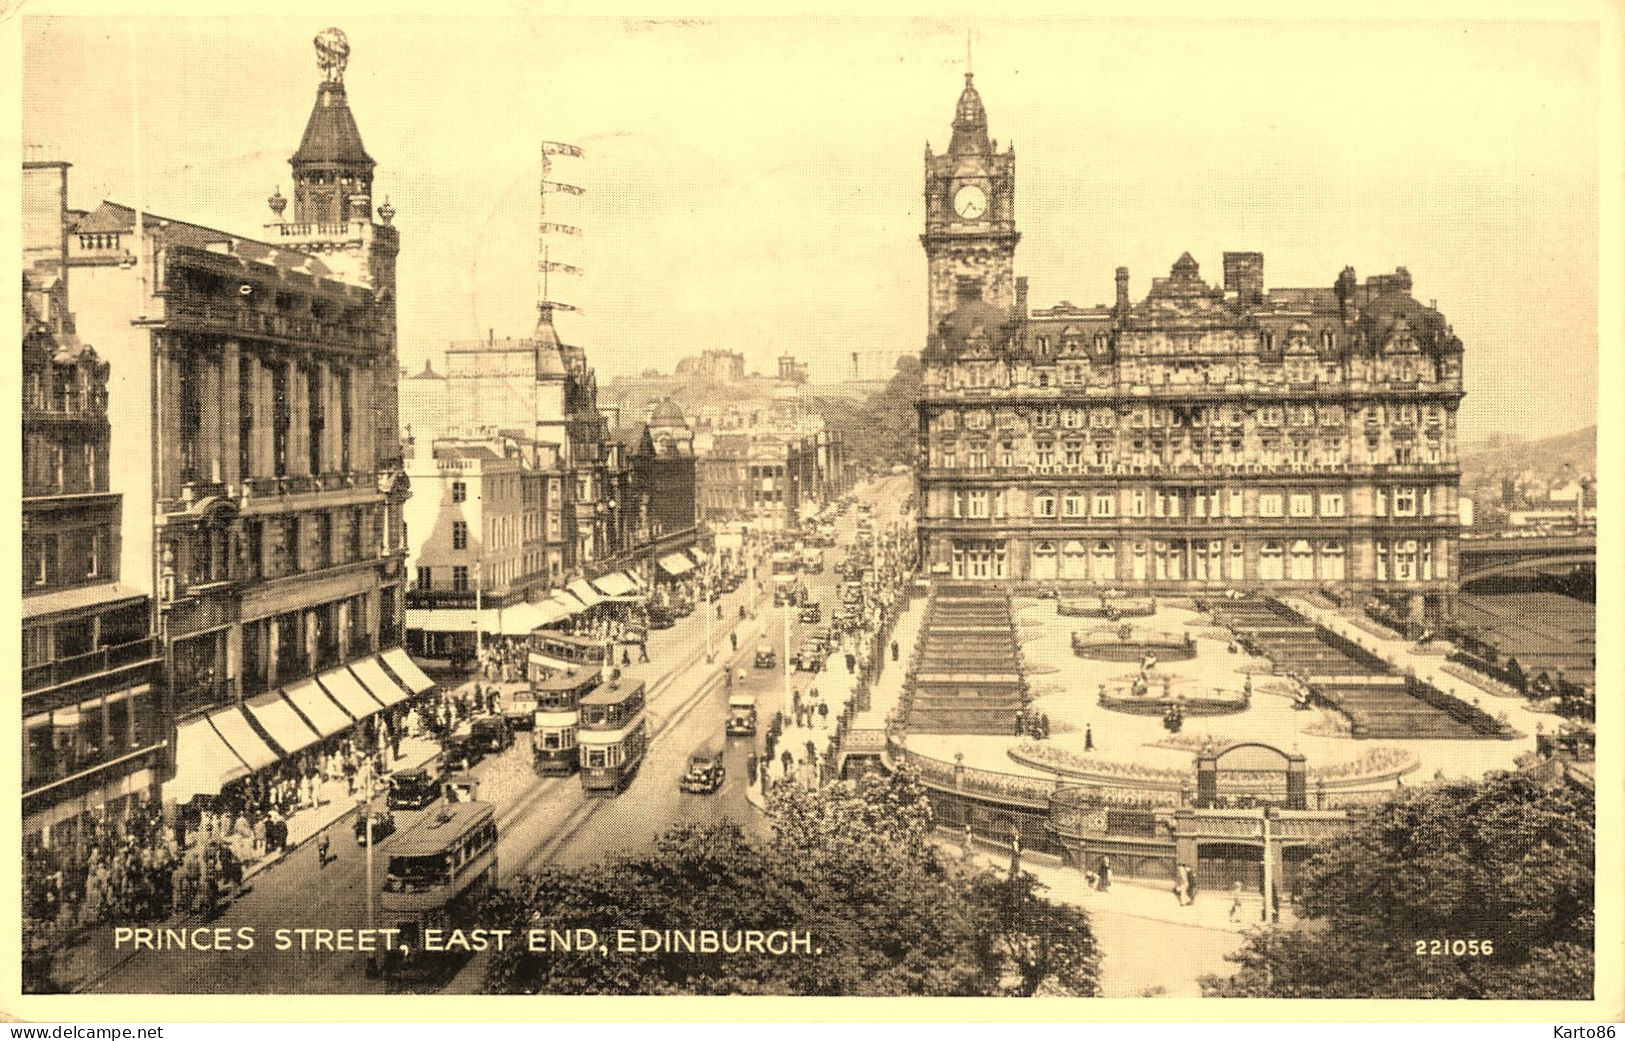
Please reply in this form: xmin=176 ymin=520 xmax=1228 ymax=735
xmin=359 ymin=759 xmax=378 ymax=977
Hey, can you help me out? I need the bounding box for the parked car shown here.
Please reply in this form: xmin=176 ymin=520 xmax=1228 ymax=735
xmin=386 ymin=766 xmax=442 ymax=811
xmin=754 ymin=640 xmax=776 ymax=669
xmin=678 ymin=753 xmax=726 ymax=795
xmin=645 ymin=603 xmax=675 ymax=629
xmin=795 ymin=641 xmax=825 ymax=672
xmin=443 ymin=727 xmax=483 ymax=771
xmin=353 ymin=808 xmax=396 ymax=845
xmin=799 ymin=601 xmax=822 ymax=624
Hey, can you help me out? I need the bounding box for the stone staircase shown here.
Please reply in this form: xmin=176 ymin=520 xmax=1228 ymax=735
xmin=905 ymin=589 xmax=1027 ymax=735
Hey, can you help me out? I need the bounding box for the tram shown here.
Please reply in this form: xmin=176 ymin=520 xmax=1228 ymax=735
xmin=378 ymin=800 xmax=499 ymax=980
xmin=577 ymin=678 xmax=648 ymax=796
xmin=528 ymin=630 xmax=605 ymax=678
xmin=530 ymin=664 xmax=601 ymax=777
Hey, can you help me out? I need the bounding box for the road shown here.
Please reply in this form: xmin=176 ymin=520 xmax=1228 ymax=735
xmin=82 ymin=473 xmax=914 ymax=994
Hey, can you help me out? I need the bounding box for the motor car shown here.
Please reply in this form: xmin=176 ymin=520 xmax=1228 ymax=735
xmin=678 ymin=753 xmax=726 ymax=795
xmin=798 ymin=601 xmax=822 ymax=624
xmin=386 ymin=766 xmax=443 ymax=811
xmin=795 ymin=641 xmax=825 ymax=672
xmin=469 ymin=714 xmax=514 ymax=755
xmin=443 ymin=728 xmax=484 ymax=771
xmin=646 ymin=603 xmax=675 ymax=629
xmin=754 ymin=640 xmax=777 ymax=669
xmin=353 ymin=807 xmax=397 ymax=845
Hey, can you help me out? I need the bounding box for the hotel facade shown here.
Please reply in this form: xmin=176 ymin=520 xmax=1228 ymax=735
xmin=915 ymin=75 xmax=1464 ymax=623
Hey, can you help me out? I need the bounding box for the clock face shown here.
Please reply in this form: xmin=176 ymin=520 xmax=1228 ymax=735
xmin=953 ymin=184 xmax=989 ymax=220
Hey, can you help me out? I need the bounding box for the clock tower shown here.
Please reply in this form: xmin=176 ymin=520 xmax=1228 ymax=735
xmin=922 ymin=72 xmax=1020 ymax=330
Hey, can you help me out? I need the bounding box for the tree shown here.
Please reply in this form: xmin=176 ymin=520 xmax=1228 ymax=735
xmin=483 ymin=765 xmax=1099 ymax=996
xmin=1201 ymin=769 xmax=1594 ymax=998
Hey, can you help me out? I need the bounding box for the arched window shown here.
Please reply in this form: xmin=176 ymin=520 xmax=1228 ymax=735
xmin=1320 ymin=542 xmax=1345 ymax=581
xmin=1290 ymin=539 xmax=1315 ymax=580
xmin=1259 ymin=540 xmax=1284 ymax=581
xmin=1089 ymin=540 xmax=1115 ymax=581
xmin=1032 ymin=540 xmax=1058 ymax=581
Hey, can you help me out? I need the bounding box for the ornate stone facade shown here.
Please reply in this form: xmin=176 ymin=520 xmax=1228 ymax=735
xmin=915 ymin=78 xmax=1465 ymax=623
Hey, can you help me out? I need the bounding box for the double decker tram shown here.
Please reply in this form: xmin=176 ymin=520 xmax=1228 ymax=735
xmin=528 ymin=630 xmax=605 ymax=678
xmin=530 ymin=664 xmax=601 ymax=777
xmin=577 ymin=679 xmax=648 ymax=796
xmin=378 ymin=801 xmax=499 ymax=980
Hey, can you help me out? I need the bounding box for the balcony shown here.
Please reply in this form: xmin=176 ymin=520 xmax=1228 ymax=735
xmin=23 ymin=636 xmax=161 ymax=695
xmin=160 ymin=299 xmax=379 ymax=353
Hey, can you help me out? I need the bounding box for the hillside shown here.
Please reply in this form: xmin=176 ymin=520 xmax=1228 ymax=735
xmin=1459 ymin=424 xmax=1596 ymax=514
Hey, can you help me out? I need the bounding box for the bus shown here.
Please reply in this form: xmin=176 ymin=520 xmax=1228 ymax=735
xmin=578 ymin=679 xmax=648 ymax=796
xmin=528 ymin=630 xmax=603 ymax=678
xmin=378 ymin=801 xmax=498 ymax=979
xmin=530 ymin=665 xmax=601 ymax=777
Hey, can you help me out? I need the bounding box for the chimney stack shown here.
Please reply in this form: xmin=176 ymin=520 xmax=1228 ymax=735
xmin=1115 ymin=267 xmax=1130 ymax=312
xmin=1222 ymin=252 xmax=1265 ymax=305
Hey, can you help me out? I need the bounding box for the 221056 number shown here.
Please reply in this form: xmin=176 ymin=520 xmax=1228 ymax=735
xmin=1414 ymin=939 xmax=1494 ymax=956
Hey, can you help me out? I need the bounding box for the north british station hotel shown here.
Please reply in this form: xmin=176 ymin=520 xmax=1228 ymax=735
xmin=917 ymin=74 xmax=1465 ymax=625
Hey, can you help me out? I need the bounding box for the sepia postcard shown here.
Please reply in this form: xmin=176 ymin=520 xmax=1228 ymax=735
xmin=3 ymin=0 xmax=1620 ymax=1024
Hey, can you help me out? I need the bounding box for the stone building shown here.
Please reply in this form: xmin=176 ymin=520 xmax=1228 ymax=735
xmin=432 ymin=308 xmax=631 ymax=574
xmin=626 ymin=398 xmax=698 ymax=544
xmin=61 ymin=31 xmax=417 ymax=801
xmin=915 ymin=74 xmax=1465 ymax=622
xmin=22 ymin=160 xmax=164 ymax=846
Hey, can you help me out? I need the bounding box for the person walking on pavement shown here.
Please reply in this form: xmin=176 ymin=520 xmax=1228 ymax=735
xmin=317 ymin=833 xmax=331 ymax=869
xmin=1228 ymin=882 xmax=1244 ymax=921
xmin=730 ymin=631 xmax=738 ymax=653
xmin=891 ymin=640 xmax=899 ymax=662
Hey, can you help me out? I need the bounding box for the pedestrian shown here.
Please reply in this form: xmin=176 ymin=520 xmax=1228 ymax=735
xmin=622 ymin=647 xmax=631 ymax=667
xmin=639 ymin=640 xmax=650 ymax=663
xmin=1228 ymin=882 xmax=1244 ymax=922
xmin=890 ymin=639 xmax=899 ymax=662
xmin=317 ymin=833 xmax=331 ymax=869
xmin=730 ymin=631 xmax=738 ymax=653
xmin=1084 ymin=724 xmax=1094 ymax=752
xmin=817 ymin=702 xmax=829 ymax=727
xmin=1096 ymin=854 xmax=1112 ymax=892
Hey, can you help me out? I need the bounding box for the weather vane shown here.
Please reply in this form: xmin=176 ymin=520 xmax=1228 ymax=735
xmin=314 ymin=27 xmax=350 ymax=84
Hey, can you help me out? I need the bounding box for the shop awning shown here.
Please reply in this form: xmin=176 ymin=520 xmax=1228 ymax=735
xmin=567 ymin=579 xmax=606 ymax=610
xmin=317 ymin=665 xmax=385 ymax=721
xmin=208 ymin=705 xmax=280 ymax=773
xmin=531 ymin=600 xmax=571 ymax=627
xmin=590 ymin=571 xmax=639 ymax=598
xmin=488 ymin=603 xmax=543 ymax=636
xmin=245 ymin=691 xmax=322 ymax=757
xmin=657 ymin=552 xmax=695 ymax=577
xmin=549 ymin=591 xmax=585 ymax=616
xmin=168 ymin=716 xmax=250 ymax=804
xmin=283 ymin=678 xmax=354 ymax=739
xmin=350 ymin=656 xmax=411 ymax=708
xmin=381 ymin=646 xmax=437 ymax=695
xmin=405 ymin=607 xmax=479 ymax=633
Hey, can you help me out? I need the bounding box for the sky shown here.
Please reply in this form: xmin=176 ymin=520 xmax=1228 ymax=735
xmin=18 ymin=14 xmax=1603 ymax=442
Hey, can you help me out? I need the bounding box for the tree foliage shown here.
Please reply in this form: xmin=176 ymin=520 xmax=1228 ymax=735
xmin=1202 ymin=769 xmax=1594 ymax=999
xmin=818 ymin=355 xmax=922 ymax=474
xmin=484 ymin=765 xmax=1099 ymax=996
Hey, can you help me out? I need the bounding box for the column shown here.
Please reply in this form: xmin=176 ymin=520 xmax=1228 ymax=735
xmin=289 ymin=361 xmax=310 ymax=477
xmin=252 ymin=356 xmax=273 ymax=479
xmin=221 ymin=342 xmax=240 ymax=487
xmin=154 ymin=338 xmax=184 ymax=498
xmin=200 ymin=355 xmax=223 ymax=484
xmin=356 ymin=361 xmax=375 ymax=473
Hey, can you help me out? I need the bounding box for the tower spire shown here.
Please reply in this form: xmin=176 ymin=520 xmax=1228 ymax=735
xmin=966 ymin=29 xmax=973 ymax=79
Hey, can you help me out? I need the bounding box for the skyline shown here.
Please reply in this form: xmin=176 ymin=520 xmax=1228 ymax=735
xmin=19 ymin=15 xmax=1602 ymax=441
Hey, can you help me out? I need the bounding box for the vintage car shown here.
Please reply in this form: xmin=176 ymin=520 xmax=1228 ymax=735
xmin=469 ymin=714 xmax=514 ymax=755
xmin=353 ymin=807 xmax=397 ymax=845
xmin=678 ymin=753 xmax=726 ymax=795
xmin=754 ymin=640 xmax=777 ymax=669
xmin=794 ymin=641 xmax=826 ymax=673
xmin=645 ymin=603 xmax=676 ymax=630
xmin=798 ymin=601 xmax=822 ymax=624
xmin=386 ymin=766 xmax=443 ymax=811
xmin=442 ymin=727 xmax=484 ymax=771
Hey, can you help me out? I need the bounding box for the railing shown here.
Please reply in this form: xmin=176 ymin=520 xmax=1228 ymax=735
xmin=163 ymin=300 xmax=378 ymax=351
xmin=23 ymin=637 xmax=160 ymax=694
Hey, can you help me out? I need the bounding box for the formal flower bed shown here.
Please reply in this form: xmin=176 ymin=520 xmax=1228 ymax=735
xmin=1012 ymin=737 xmax=1419 ymax=789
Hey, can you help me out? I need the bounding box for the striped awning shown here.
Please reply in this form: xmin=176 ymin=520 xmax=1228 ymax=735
xmin=381 ymin=646 xmax=436 ymax=695
xmin=168 ymin=716 xmax=250 ymax=804
xmin=208 ymin=705 xmax=280 ymax=773
xmin=350 ymin=656 xmax=411 ymax=708
xmin=567 ymin=579 xmax=606 ymax=609
xmin=316 ymin=666 xmax=384 ymax=721
xmin=283 ymin=677 xmax=353 ymax=739
xmin=244 ymin=692 xmax=321 ymax=757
